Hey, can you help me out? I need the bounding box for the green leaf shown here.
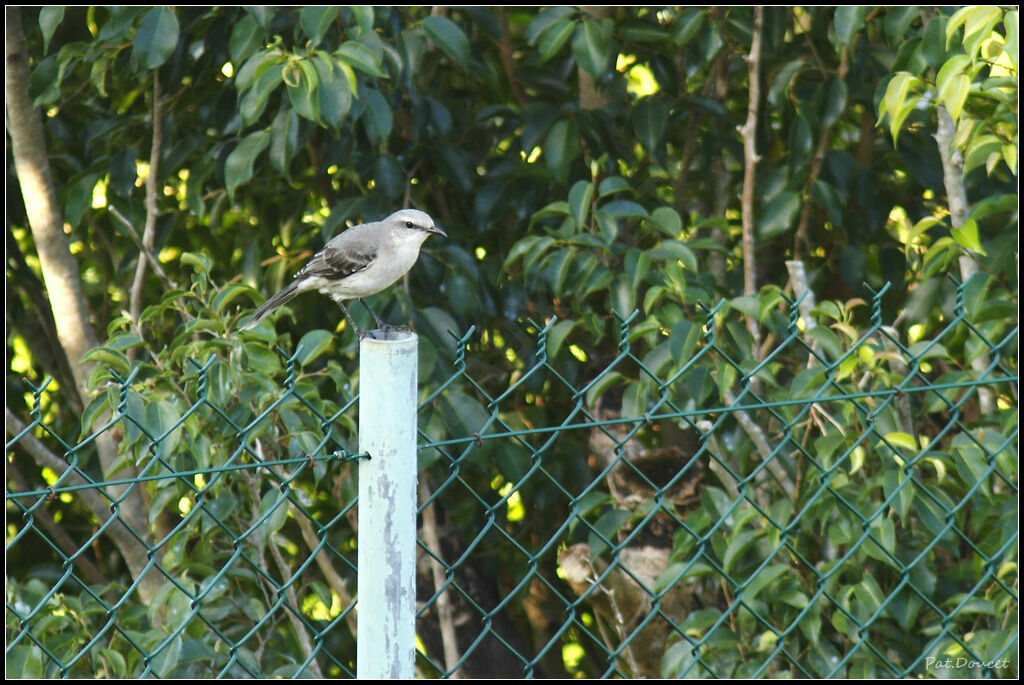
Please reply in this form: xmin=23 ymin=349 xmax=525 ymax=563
xmin=503 ymin=235 xmax=555 ymax=272
xmin=967 ymin=193 xmax=1018 ymax=224
xmin=585 ymin=370 xmax=626 ymax=407
xmin=742 ymin=564 xmax=790 ymax=603
xmin=225 ymin=130 xmax=271 ymax=199
xmin=669 ymin=320 xmax=700 ymax=361
xmin=361 ymin=88 xmax=393 ymax=143
xmin=810 ymin=180 xmax=843 ymax=227
xmin=822 ymin=78 xmax=848 ymax=129
xmin=418 ymin=306 xmax=462 ymax=358
xmin=948 ymin=6 xmax=1003 ymax=59
xmin=806 ymin=325 xmax=843 ymax=361
xmin=286 ymin=60 xmax=320 ymax=124
xmin=601 ymin=199 xmax=648 ymax=219
xmin=105 ymin=333 xmax=146 ymax=352
xmin=133 ymin=7 xmax=179 ymax=70
xmin=299 ymin=6 xmax=339 ymax=48
xmin=651 ymin=240 xmax=697 ymax=273
xmin=212 ymin=284 xmax=257 ymax=315
xmin=767 ymin=59 xmax=804 ymax=107
xmin=39 ymin=7 xmax=65 ymax=54
xmin=28 ymin=54 xmax=63 ymax=106
xmin=257 ymin=489 xmax=289 ymax=541
xmin=963 ymin=134 xmax=1005 ymax=175
xmin=235 ymin=49 xmax=283 ymax=93
xmin=598 ymin=176 xmax=630 ymax=198
xmin=864 ymin=517 xmax=897 ymax=564
xmin=884 ymin=432 xmax=919 ymax=451
xmin=441 ymin=390 xmax=491 ymax=438
xmin=269 ymin=107 xmax=300 ymax=176
xmin=789 ymin=114 xmax=813 ymax=170
xmin=96 ymin=647 xmax=128 ymax=678
xmin=296 ymin=329 xmax=334 ymax=365
xmin=922 ymin=14 xmax=951 ymax=70
xmin=882 ymin=467 xmax=914 ymax=520
xmin=722 ymin=529 xmax=760 ymax=575
xmin=61 ymin=173 xmax=100 ymax=228
xmin=671 ymin=8 xmax=705 ymax=46
xmin=537 ymin=18 xmax=576 ymax=62
xmin=337 ymin=40 xmax=388 ymax=78
xmin=832 ymin=6 xmax=870 ymax=47
xmin=245 ymin=6 xmax=273 ymax=29
xmin=374 ymin=154 xmax=403 ymax=200
xmin=878 ymin=72 xmax=924 ymax=143
xmin=632 ymin=98 xmax=670 ymax=154
xmin=229 ymin=15 xmax=263 ymax=64
xmin=544 ymin=119 xmax=579 ymax=183
xmin=936 ymin=56 xmax=971 ymax=121
xmin=422 ymin=15 xmax=471 ymax=69
xmin=180 ymin=251 xmax=211 ymax=273
xmin=758 ymin=191 xmax=800 ymax=239
xmin=951 ymin=219 xmax=987 ymax=255
xmin=240 ymin=63 xmax=284 ymax=127
xmin=5 ymin=645 xmax=45 ymax=679
xmin=1003 ymin=10 xmax=1018 ymax=69
xmin=526 ymin=6 xmax=576 ymax=44
xmin=884 ymin=6 xmax=922 ymax=47
xmin=82 ymin=347 xmax=131 ymax=377
xmin=650 ymin=206 xmax=682 ymax=236
xmin=572 ymin=17 xmax=614 ymax=78
xmin=589 ymin=508 xmax=631 ymax=557
xmin=313 ymin=55 xmax=352 ymax=131
xmin=568 ymin=180 xmax=593 ymax=230
xmin=935 ymin=54 xmax=970 ymax=95
xmin=545 ymin=319 xmax=577 ymax=359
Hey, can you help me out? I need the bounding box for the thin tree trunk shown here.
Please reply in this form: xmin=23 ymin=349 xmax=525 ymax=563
xmin=6 ymin=6 xmax=160 ymax=603
xmin=738 ymin=7 xmax=764 ymax=371
xmin=935 ymin=104 xmax=994 ymax=414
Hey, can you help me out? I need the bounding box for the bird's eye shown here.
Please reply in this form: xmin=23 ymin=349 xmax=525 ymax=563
xmin=405 ymin=221 xmax=414 ymax=228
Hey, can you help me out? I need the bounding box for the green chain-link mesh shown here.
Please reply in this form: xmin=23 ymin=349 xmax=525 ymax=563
xmin=6 ymin=284 xmax=1018 ymax=678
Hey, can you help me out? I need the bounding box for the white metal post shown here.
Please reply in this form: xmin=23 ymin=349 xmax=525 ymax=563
xmin=357 ymin=331 xmax=418 ymax=679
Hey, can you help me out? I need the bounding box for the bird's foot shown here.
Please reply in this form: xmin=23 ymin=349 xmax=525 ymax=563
xmin=365 ymin=323 xmax=412 ymax=340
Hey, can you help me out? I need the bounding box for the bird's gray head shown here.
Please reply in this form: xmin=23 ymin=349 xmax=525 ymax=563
xmin=386 ymin=209 xmax=447 ymax=238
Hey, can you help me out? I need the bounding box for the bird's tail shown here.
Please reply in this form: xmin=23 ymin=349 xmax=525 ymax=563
xmin=239 ymin=281 xmax=301 ymax=330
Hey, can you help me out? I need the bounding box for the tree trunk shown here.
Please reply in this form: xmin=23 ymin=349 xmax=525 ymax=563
xmin=6 ymin=6 xmax=160 ymax=603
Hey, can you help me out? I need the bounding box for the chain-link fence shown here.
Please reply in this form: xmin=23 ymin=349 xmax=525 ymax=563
xmin=5 ymin=283 xmax=1018 ymax=678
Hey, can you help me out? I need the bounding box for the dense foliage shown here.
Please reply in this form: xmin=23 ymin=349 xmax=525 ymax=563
xmin=6 ymin=6 xmax=1018 ymax=678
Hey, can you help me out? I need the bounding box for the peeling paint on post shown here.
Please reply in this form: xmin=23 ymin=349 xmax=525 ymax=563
xmin=357 ymin=331 xmax=418 ymax=679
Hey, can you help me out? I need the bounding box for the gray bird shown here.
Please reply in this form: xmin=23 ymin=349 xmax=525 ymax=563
xmin=240 ymin=209 xmax=446 ymax=336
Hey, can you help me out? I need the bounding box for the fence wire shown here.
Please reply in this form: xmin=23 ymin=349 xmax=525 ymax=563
xmin=5 ymin=283 xmax=1019 ymax=678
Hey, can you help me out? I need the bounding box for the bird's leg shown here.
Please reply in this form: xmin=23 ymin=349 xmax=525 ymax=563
xmin=359 ymin=298 xmax=386 ymax=330
xmin=337 ymin=301 xmax=368 ymax=338
xmin=359 ymin=298 xmax=411 ymax=336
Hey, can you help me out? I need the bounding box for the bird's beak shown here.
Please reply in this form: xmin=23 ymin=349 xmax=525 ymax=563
xmin=429 ymin=224 xmax=447 ymax=238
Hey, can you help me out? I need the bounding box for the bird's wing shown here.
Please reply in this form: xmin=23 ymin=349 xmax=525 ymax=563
xmin=295 ymin=229 xmax=378 ymax=281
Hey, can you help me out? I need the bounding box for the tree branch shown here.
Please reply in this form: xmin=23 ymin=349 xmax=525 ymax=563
xmin=5 ymin=406 xmax=160 ymax=598
xmin=794 ymin=46 xmax=850 ymax=260
xmin=5 ymin=461 xmax=110 ymax=588
xmin=110 ymin=206 xmax=176 ymax=290
xmin=935 ymin=103 xmax=994 ymax=414
xmin=419 ymin=479 xmax=464 ymax=678
xmin=738 ymin=6 xmax=764 ymax=362
xmin=497 ymin=7 xmax=527 ymax=106
xmin=130 ymin=76 xmax=165 ymax=330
